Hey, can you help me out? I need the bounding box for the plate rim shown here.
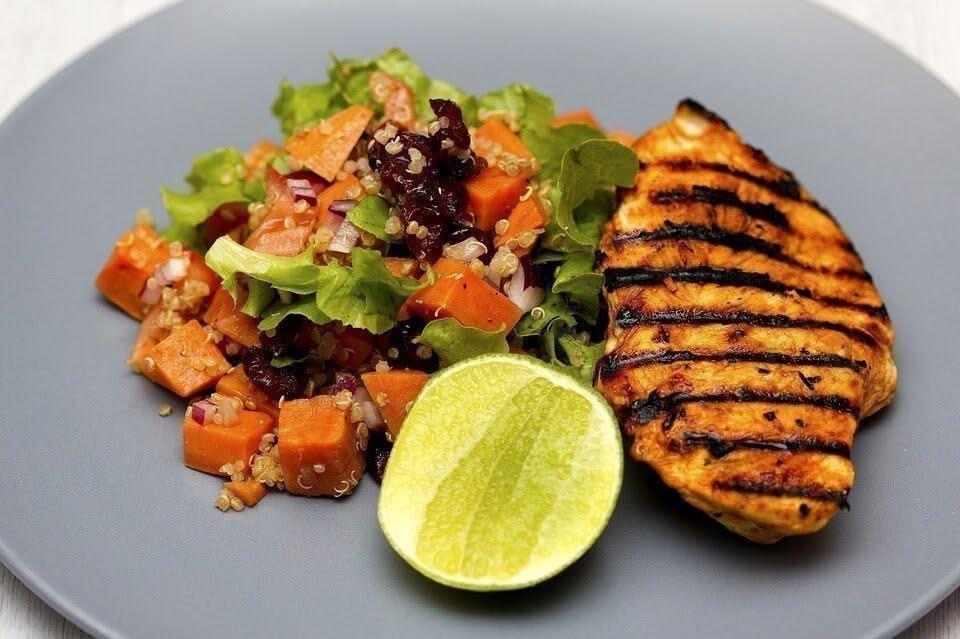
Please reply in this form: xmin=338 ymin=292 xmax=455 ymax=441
xmin=0 ymin=1 xmax=957 ymax=637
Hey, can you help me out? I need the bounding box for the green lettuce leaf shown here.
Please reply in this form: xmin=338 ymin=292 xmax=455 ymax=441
xmin=346 ymin=196 xmax=391 ymax=241
xmin=419 ymin=318 xmax=509 ymax=365
xmin=160 ymin=221 xmax=203 ymax=251
xmin=550 ymin=139 xmax=638 ymax=247
xmin=204 ymin=237 xmax=322 ymax=297
xmin=272 ymin=79 xmax=348 ymax=136
xmin=258 ymin=295 xmax=329 ymax=331
xmin=551 ymin=250 xmax=603 ymax=323
xmin=478 ymin=83 xmax=554 ymax=135
xmin=329 ymin=49 xmax=478 ymax=125
xmin=514 ymin=291 xmax=576 ymax=338
xmin=555 ymin=334 xmax=605 ymax=382
xmin=313 ymin=248 xmax=420 ymax=334
xmin=525 ymin=123 xmax=605 ymax=179
xmin=241 ymin=279 xmax=275 ymax=317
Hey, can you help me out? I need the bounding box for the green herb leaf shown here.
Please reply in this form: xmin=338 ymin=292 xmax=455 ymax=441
xmin=551 ymin=251 xmax=603 ymax=323
xmin=524 ymin=123 xmax=605 ymax=179
xmin=514 ymin=291 xmax=576 ymax=337
xmin=272 ymin=79 xmax=348 ymax=136
xmin=204 ymin=237 xmax=321 ymax=297
xmin=478 ymin=83 xmax=555 ymax=135
xmin=555 ymin=334 xmax=605 ymax=382
xmin=550 ymin=139 xmax=638 ymax=247
xmin=419 ymin=318 xmax=509 ymax=365
xmin=241 ymin=279 xmax=275 ymax=317
xmin=313 ymin=248 xmax=420 ymax=334
xmin=346 ymin=196 xmax=391 ymax=241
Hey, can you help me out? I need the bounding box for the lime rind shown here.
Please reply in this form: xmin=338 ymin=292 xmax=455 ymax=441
xmin=378 ymin=354 xmax=622 ymax=591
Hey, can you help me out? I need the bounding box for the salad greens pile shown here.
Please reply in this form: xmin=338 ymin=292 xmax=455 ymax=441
xmin=158 ymin=48 xmax=638 ymax=381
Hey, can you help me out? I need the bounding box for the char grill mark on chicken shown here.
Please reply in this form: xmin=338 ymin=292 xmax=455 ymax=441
xmin=596 ymin=99 xmax=897 ymax=543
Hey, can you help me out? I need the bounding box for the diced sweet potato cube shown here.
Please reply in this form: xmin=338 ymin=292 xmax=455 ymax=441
xmin=405 ymin=258 xmax=522 ymax=333
xmin=607 ymin=130 xmax=636 ymax=148
xmin=183 ymin=409 xmax=274 ymax=476
xmin=551 ymin=108 xmax=602 ymax=130
xmin=361 ymin=370 xmax=429 ymax=438
xmin=203 ymin=287 xmax=261 ymax=347
xmin=334 ymin=327 xmax=375 ymax=369
xmin=215 ymin=364 xmax=278 ymax=418
xmin=244 ymin=139 xmax=282 ymax=180
xmin=473 ymin=117 xmax=533 ymax=174
xmin=144 ymin=320 xmax=231 ymax=397
xmin=129 ymin=306 xmax=170 ymax=373
xmin=278 ymin=396 xmax=364 ymax=497
xmin=176 ymin=251 xmax=219 ymax=299
xmin=95 ymin=226 xmax=170 ymax=319
xmin=245 ymin=188 xmax=316 ymax=257
xmin=464 ymin=166 xmax=530 ymax=231
xmin=382 ymin=257 xmax=421 ymax=279
xmin=225 ymin=480 xmax=267 ymax=507
xmin=315 ymin=174 xmax=359 ymax=229
xmin=494 ymin=195 xmax=548 ymax=256
xmin=284 ymin=105 xmax=374 ymax=181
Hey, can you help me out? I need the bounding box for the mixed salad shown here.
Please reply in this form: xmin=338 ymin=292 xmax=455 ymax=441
xmin=95 ymin=49 xmax=638 ymax=511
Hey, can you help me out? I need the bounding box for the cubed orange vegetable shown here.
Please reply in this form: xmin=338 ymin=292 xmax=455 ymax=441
xmin=334 ymin=327 xmax=375 ymax=369
xmin=215 ymin=364 xmax=278 ymax=418
xmin=176 ymin=251 xmax=219 ymax=299
xmin=203 ymin=287 xmax=261 ymax=347
xmin=182 ymin=408 xmax=274 ymax=476
xmin=607 ymin=130 xmax=637 ymax=148
xmin=361 ymin=370 xmax=429 ymax=438
xmin=551 ymin=108 xmax=602 ymax=129
xmin=464 ymin=166 xmax=530 ymax=231
xmin=494 ymin=195 xmax=548 ymax=256
xmin=284 ymin=105 xmax=374 ymax=181
xmin=129 ymin=306 xmax=170 ymax=373
xmin=277 ymin=396 xmax=365 ymax=497
xmin=405 ymin=258 xmax=523 ymax=332
xmin=244 ymin=139 xmax=282 ymax=180
xmin=473 ymin=118 xmax=533 ymax=173
xmin=370 ymin=72 xmax=416 ymax=129
xmin=144 ymin=320 xmax=231 ymax=397
xmin=315 ymin=174 xmax=360 ymax=225
xmin=245 ymin=171 xmax=317 ymax=256
xmin=382 ymin=257 xmax=421 ymax=279
xmin=224 ymin=480 xmax=267 ymax=507
xmin=95 ymin=226 xmax=170 ymax=319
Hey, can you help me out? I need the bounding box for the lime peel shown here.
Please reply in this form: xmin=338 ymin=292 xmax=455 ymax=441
xmin=378 ymin=354 xmax=622 ymax=591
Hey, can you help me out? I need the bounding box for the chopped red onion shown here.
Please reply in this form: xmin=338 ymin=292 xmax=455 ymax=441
xmin=319 ymin=210 xmax=345 ymax=235
xmin=355 ymin=385 xmax=386 ymax=430
xmin=442 ymin=237 xmax=487 ymax=263
xmin=328 ymin=220 xmax=361 ymax=253
xmin=504 ymin=268 xmax=545 ymax=312
xmin=139 ymin=283 xmax=162 ymax=306
xmin=156 ymin=257 xmax=189 ymax=284
xmin=286 ymin=177 xmax=319 ymax=205
xmin=191 ymin=399 xmax=216 ymax=425
xmin=328 ymin=199 xmax=357 ymax=214
xmin=332 ymin=372 xmax=358 ymax=394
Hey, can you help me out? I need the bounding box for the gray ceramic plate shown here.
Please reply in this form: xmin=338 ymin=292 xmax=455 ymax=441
xmin=1 ymin=0 xmax=958 ymax=637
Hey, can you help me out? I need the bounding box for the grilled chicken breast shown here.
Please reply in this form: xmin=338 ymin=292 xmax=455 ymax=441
xmin=596 ymin=100 xmax=897 ymax=543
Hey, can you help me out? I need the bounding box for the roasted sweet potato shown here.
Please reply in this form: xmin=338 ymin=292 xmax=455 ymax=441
xmin=360 ymin=370 xmax=429 ymax=438
xmin=334 ymin=327 xmax=375 ymax=369
xmin=284 ymin=105 xmax=374 ymax=181
xmin=494 ymin=195 xmax=548 ymax=256
xmin=143 ymin=320 xmax=231 ymax=397
xmin=182 ymin=408 xmax=274 ymax=476
xmin=129 ymin=306 xmax=170 ymax=373
xmin=551 ymin=108 xmax=602 ymax=129
xmin=95 ymin=226 xmax=170 ymax=319
xmin=277 ymin=396 xmax=365 ymax=497
xmin=244 ymin=139 xmax=282 ymax=180
xmin=382 ymin=257 xmax=421 ymax=279
xmin=405 ymin=258 xmax=522 ymax=332
xmin=315 ymin=174 xmax=360 ymax=224
xmin=215 ymin=364 xmax=279 ymax=418
xmin=224 ymin=480 xmax=267 ymax=507
xmin=473 ymin=117 xmax=533 ymax=172
xmin=245 ymin=167 xmax=317 ymax=256
xmin=464 ymin=166 xmax=529 ymax=231
xmin=203 ymin=287 xmax=261 ymax=347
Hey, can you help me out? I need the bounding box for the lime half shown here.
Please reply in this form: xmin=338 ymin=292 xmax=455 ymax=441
xmin=378 ymin=354 xmax=622 ymax=591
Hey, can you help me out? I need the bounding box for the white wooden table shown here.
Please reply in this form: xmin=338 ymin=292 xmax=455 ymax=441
xmin=1 ymin=0 xmax=957 ymax=636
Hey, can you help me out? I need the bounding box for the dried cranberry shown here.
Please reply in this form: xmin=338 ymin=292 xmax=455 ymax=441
xmin=242 ymin=346 xmax=306 ymax=400
xmin=366 ymin=430 xmax=392 ymax=484
xmin=439 ymin=152 xmax=485 ymax=181
xmin=261 ymin=316 xmax=302 ymax=357
xmin=387 ymin=318 xmax=439 ymax=371
xmin=428 ymin=99 xmax=471 ymax=149
xmin=407 ymin=223 xmax=447 ymax=263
